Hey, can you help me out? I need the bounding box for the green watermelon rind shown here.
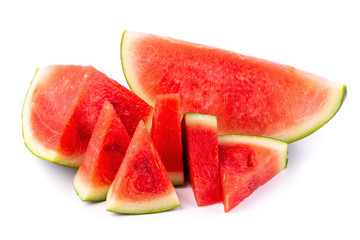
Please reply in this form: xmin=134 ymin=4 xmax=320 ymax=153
xmin=282 ymin=84 xmax=347 ymax=143
xmin=121 ymin=30 xmax=135 ymax=93
xmin=218 ymin=134 xmax=288 ymax=170
xmin=21 ymin=68 xmax=81 ymax=168
xmin=106 ymin=190 xmax=181 ymax=215
xmin=72 ymin=173 xmax=110 ymax=202
xmin=121 ymin=30 xmax=347 ymax=143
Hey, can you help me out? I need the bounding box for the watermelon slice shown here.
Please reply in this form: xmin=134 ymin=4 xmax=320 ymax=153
xmin=182 ymin=113 xmax=221 ymax=206
xmin=218 ymin=135 xmax=288 ymax=212
xmin=121 ymin=30 xmax=346 ymax=143
xmin=106 ymin=120 xmax=180 ymax=214
xmin=73 ymin=101 xmax=131 ymax=201
xmin=151 ymin=94 xmax=184 ymax=185
xmin=22 ymin=65 xmax=153 ymax=168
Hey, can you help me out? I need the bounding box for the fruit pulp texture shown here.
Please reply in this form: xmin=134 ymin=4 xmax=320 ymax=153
xmin=151 ymin=94 xmax=183 ymax=185
xmin=109 ymin=121 xmax=175 ymax=202
xmin=76 ymin=101 xmax=131 ymax=190
xmin=219 ymin=142 xmax=284 ymax=212
xmin=30 ymin=66 xmax=153 ymax=161
xmin=123 ymin=32 xmax=343 ymax=141
xmin=183 ymin=117 xmax=221 ymax=206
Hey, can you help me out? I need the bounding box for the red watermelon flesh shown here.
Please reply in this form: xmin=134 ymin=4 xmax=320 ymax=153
xmin=22 ymin=65 xmax=153 ymax=168
xmin=121 ymin=31 xmax=346 ymax=143
xmin=218 ymin=135 xmax=288 ymax=212
xmin=106 ymin=120 xmax=180 ymax=214
xmin=73 ymin=101 xmax=131 ymax=201
xmin=182 ymin=113 xmax=221 ymax=206
xmin=151 ymin=94 xmax=183 ymax=185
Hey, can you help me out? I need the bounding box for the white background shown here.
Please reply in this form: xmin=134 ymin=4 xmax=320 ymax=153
xmin=1 ymin=0 xmax=359 ymax=239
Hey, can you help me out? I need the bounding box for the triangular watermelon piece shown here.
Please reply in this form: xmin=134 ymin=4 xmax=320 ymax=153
xmin=218 ymin=135 xmax=288 ymax=212
xmin=106 ymin=120 xmax=180 ymax=214
xmin=182 ymin=112 xmax=221 ymax=206
xmin=73 ymin=101 xmax=131 ymax=201
xmin=151 ymin=94 xmax=184 ymax=185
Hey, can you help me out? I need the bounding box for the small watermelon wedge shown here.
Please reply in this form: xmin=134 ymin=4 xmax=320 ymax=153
xmin=218 ymin=135 xmax=288 ymax=212
xmin=22 ymin=65 xmax=153 ymax=168
xmin=151 ymin=94 xmax=184 ymax=185
xmin=73 ymin=101 xmax=131 ymax=201
xmin=121 ymin=30 xmax=346 ymax=143
xmin=182 ymin=113 xmax=221 ymax=206
xmin=106 ymin=120 xmax=180 ymax=214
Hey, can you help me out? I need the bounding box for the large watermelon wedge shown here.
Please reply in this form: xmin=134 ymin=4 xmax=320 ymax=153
xmin=121 ymin=31 xmax=346 ymax=143
xmin=106 ymin=120 xmax=180 ymax=214
xmin=22 ymin=65 xmax=153 ymax=168
xmin=218 ymin=135 xmax=288 ymax=212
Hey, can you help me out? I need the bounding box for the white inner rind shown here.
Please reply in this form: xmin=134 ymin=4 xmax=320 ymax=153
xmin=106 ymin=187 xmax=180 ymax=214
xmin=21 ymin=67 xmax=82 ymax=168
xmin=121 ymin=31 xmax=156 ymax=107
xmin=73 ymin=172 xmax=109 ymax=201
xmin=218 ymin=135 xmax=288 ymax=170
xmin=184 ymin=112 xmax=217 ymax=129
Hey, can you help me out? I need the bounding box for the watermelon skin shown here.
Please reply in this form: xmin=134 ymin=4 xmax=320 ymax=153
xmin=106 ymin=120 xmax=180 ymax=214
xmin=182 ymin=113 xmax=221 ymax=206
xmin=73 ymin=101 xmax=131 ymax=201
xmin=151 ymin=94 xmax=184 ymax=185
xmin=22 ymin=65 xmax=153 ymax=168
xmin=121 ymin=31 xmax=346 ymax=143
xmin=218 ymin=135 xmax=288 ymax=212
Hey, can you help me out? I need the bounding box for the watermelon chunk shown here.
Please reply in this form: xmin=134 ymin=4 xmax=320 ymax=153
xmin=106 ymin=120 xmax=180 ymax=214
xmin=182 ymin=113 xmax=221 ymax=206
xmin=151 ymin=94 xmax=184 ymax=185
xmin=121 ymin=31 xmax=346 ymax=143
xmin=22 ymin=65 xmax=153 ymax=167
xmin=73 ymin=101 xmax=131 ymax=201
xmin=218 ymin=135 xmax=288 ymax=212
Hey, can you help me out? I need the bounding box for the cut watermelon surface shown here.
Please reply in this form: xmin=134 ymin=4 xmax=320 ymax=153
xmin=218 ymin=135 xmax=288 ymax=212
xmin=106 ymin=120 xmax=180 ymax=214
xmin=22 ymin=65 xmax=153 ymax=167
xmin=73 ymin=101 xmax=131 ymax=201
xmin=121 ymin=31 xmax=346 ymax=143
xmin=151 ymin=94 xmax=183 ymax=185
xmin=182 ymin=113 xmax=222 ymax=206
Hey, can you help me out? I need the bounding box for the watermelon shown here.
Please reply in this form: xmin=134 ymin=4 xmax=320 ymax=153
xmin=73 ymin=101 xmax=131 ymax=201
xmin=121 ymin=31 xmax=346 ymax=143
xmin=151 ymin=94 xmax=184 ymax=185
xmin=182 ymin=112 xmax=221 ymax=206
xmin=106 ymin=120 xmax=180 ymax=214
xmin=218 ymin=135 xmax=288 ymax=212
xmin=22 ymin=65 xmax=153 ymax=168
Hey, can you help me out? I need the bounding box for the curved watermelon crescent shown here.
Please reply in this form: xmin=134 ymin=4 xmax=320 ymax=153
xmin=120 ymin=30 xmax=347 ymax=143
xmin=22 ymin=68 xmax=81 ymax=168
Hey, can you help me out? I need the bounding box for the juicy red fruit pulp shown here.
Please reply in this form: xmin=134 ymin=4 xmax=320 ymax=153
xmin=151 ymin=94 xmax=183 ymax=185
xmin=219 ymin=140 xmax=286 ymax=212
xmin=182 ymin=113 xmax=221 ymax=206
